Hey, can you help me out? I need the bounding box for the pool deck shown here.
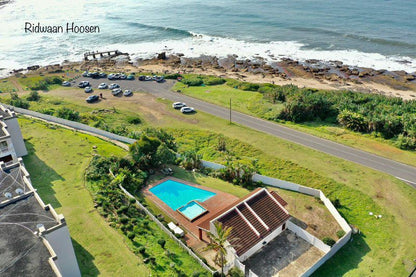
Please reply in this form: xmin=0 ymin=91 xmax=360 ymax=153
xmin=144 ymin=177 xmax=239 ymax=247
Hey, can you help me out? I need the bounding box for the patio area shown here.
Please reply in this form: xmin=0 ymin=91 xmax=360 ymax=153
xmin=244 ymin=229 xmax=324 ymax=277
xmin=143 ymin=177 xmax=239 ymax=247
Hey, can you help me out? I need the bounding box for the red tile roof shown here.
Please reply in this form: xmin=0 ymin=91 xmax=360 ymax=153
xmin=270 ymin=191 xmax=288 ymax=206
xmin=210 ymin=189 xmax=290 ymax=257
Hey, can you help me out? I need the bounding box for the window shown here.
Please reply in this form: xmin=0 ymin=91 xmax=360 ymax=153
xmin=0 ymin=141 xmax=8 ymax=152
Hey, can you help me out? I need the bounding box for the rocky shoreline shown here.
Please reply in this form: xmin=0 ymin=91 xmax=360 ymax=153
xmin=9 ymin=51 xmax=416 ymax=98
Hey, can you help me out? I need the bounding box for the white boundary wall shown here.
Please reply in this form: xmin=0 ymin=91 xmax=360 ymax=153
xmin=287 ymin=221 xmax=330 ymax=253
xmin=201 ymin=159 xmax=352 ymax=276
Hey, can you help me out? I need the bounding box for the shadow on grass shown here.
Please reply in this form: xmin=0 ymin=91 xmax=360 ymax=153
xmin=22 ymin=140 xmax=65 ymax=208
xmin=311 ymin=233 xmax=371 ymax=276
xmin=72 ymin=238 xmax=100 ymax=277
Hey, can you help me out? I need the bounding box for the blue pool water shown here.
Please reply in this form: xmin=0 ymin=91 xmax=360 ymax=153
xmin=178 ymin=201 xmax=207 ymax=221
xmin=149 ymin=180 xmax=216 ymax=210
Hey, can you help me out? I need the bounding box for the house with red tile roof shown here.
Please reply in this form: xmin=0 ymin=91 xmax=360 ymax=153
xmin=198 ymin=187 xmax=290 ymax=262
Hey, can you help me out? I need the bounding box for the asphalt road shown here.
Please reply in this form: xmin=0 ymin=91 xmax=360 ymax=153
xmin=63 ymin=77 xmax=416 ymax=187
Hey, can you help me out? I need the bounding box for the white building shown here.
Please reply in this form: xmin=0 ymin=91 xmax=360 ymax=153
xmin=198 ymin=187 xmax=290 ymax=262
xmin=0 ymin=105 xmax=80 ymax=277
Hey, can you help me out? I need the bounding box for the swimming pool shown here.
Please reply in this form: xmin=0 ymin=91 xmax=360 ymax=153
xmin=178 ymin=201 xmax=208 ymax=221
xmin=149 ymin=179 xmax=216 ymax=210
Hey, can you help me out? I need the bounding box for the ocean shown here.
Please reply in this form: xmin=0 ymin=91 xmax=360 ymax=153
xmin=0 ymin=0 xmax=415 ymax=76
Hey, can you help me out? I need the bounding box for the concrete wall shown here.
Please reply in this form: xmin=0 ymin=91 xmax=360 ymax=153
xmin=4 ymin=117 xmax=27 ymax=157
xmin=239 ymin=225 xmax=284 ymax=262
xmin=287 ymin=221 xmax=330 ymax=253
xmin=44 ymin=225 xmax=81 ymax=277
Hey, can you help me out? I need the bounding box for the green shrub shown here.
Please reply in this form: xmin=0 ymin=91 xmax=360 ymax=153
xmin=182 ymin=76 xmax=203 ymax=86
xmin=9 ymin=93 xmax=30 ymax=109
xmin=164 ymin=73 xmax=182 ymax=79
xmin=323 ymin=237 xmax=336 ymax=246
xmin=157 ymin=239 xmax=166 ymax=249
xmin=38 ymin=108 xmax=55 ymax=115
xmin=336 ymin=230 xmax=346 ymax=238
xmin=56 ymin=107 xmax=80 ymax=122
xmin=228 ymin=267 xmax=244 ymax=277
xmin=395 ymin=134 xmax=416 ymax=150
xmin=127 ymin=231 xmax=135 ymax=240
xmin=127 ymin=116 xmax=142 ymax=125
xmin=27 ymin=91 xmax=40 ymax=101
xmin=202 ymin=76 xmax=226 ymax=85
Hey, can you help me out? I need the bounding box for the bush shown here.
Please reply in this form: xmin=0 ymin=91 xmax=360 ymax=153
xmin=9 ymin=93 xmax=30 ymax=109
xmin=127 ymin=116 xmax=142 ymax=125
xmin=157 ymin=239 xmax=166 ymax=248
xmin=164 ymin=73 xmax=182 ymax=79
xmin=38 ymin=108 xmax=55 ymax=115
xmin=395 ymin=134 xmax=416 ymax=150
xmin=228 ymin=267 xmax=244 ymax=277
xmin=138 ymin=246 xmax=146 ymax=255
xmin=336 ymin=230 xmax=346 ymax=238
xmin=202 ymin=76 xmax=226 ymax=85
xmin=27 ymin=91 xmax=40 ymax=101
xmin=332 ymin=198 xmax=342 ymax=208
xmin=182 ymin=76 xmax=203 ymax=86
xmin=127 ymin=231 xmax=135 ymax=240
xmin=323 ymin=237 xmax=336 ymax=246
xmin=56 ymin=107 xmax=80 ymax=122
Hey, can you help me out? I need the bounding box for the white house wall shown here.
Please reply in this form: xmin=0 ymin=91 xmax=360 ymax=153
xmin=4 ymin=117 xmax=27 ymax=157
xmin=238 ymin=225 xmax=284 ymax=262
xmin=44 ymin=225 xmax=81 ymax=277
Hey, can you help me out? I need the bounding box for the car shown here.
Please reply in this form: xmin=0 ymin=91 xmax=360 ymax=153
xmin=119 ymin=74 xmax=127 ymax=80
xmin=98 ymin=83 xmax=108 ymax=89
xmin=62 ymin=81 xmax=71 ymax=87
xmin=181 ymin=107 xmax=195 ymax=113
xmin=113 ymin=73 xmax=121 ymax=79
xmin=155 ymin=76 xmax=164 ymax=83
xmin=108 ymin=83 xmax=120 ymax=89
xmin=172 ymin=102 xmax=186 ymax=109
xmin=86 ymin=95 xmax=99 ymax=103
xmin=107 ymin=73 xmax=115 ymax=80
xmin=82 ymin=71 xmax=89 ymax=77
xmin=112 ymin=88 xmax=122 ymax=96
xmin=123 ymin=90 xmax=132 ymax=96
xmin=126 ymin=74 xmax=135 ymax=80
xmin=138 ymin=75 xmax=145 ymax=81
xmin=99 ymin=72 xmax=107 ymax=78
xmin=145 ymin=76 xmax=152 ymax=81
xmin=78 ymin=81 xmax=90 ymax=88
xmin=84 ymin=86 xmax=93 ymax=93
xmin=90 ymin=72 xmax=100 ymax=79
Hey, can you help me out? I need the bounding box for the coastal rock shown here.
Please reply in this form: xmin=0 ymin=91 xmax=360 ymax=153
xmin=157 ymin=52 xmax=167 ymax=60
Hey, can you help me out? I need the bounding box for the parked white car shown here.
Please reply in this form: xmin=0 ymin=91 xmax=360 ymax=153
xmin=98 ymin=83 xmax=108 ymax=89
xmin=180 ymin=107 xmax=195 ymax=113
xmin=172 ymin=102 xmax=186 ymax=109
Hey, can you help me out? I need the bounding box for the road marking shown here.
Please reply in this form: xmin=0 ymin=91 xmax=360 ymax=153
xmin=395 ymin=177 xmax=416 ymax=186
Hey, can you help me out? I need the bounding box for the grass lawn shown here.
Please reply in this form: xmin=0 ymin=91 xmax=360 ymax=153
xmin=7 ymin=75 xmax=416 ymax=276
xmin=0 ymin=79 xmax=18 ymax=93
xmin=174 ymin=82 xmax=416 ymax=167
xmin=20 ymin=117 xmax=209 ymax=276
xmin=19 ymin=117 xmax=150 ymax=277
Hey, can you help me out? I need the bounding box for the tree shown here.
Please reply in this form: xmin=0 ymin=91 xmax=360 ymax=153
xmin=203 ymin=222 xmax=237 ymax=276
xmin=130 ymin=135 xmax=161 ymax=169
xmin=180 ymin=150 xmax=202 ymax=170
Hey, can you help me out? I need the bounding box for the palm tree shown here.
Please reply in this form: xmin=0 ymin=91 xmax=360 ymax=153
xmin=203 ymin=221 xmax=237 ymax=276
